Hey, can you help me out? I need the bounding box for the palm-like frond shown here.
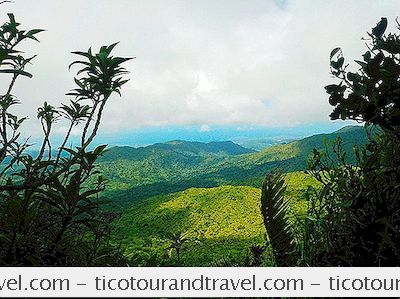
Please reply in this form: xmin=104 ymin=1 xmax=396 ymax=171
xmin=67 ymin=44 xmax=134 ymax=100
xmin=260 ymin=171 xmax=298 ymax=266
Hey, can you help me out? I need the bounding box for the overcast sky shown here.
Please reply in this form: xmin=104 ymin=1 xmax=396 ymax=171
xmin=1 ymin=0 xmax=399 ymax=140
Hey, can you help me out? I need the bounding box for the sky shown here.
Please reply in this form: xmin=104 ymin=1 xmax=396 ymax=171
xmin=0 ymin=0 xmax=399 ymax=146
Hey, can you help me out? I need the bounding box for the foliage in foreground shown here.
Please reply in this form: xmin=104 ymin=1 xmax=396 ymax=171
xmin=310 ymin=17 xmax=400 ymax=266
xmin=0 ymin=9 xmax=132 ymax=265
xmin=262 ymin=17 xmax=400 ymax=267
xmin=260 ymin=172 xmax=298 ymax=266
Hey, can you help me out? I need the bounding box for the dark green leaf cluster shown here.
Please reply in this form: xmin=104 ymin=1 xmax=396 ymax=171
xmin=260 ymin=18 xmax=400 ymax=267
xmin=327 ymin=18 xmax=400 ymax=137
xmin=305 ymin=130 xmax=400 ymax=266
xmin=0 ymin=10 xmax=131 ymax=265
xmin=300 ymin=18 xmax=400 ymax=266
xmin=68 ymin=43 xmax=133 ymax=100
xmin=0 ymin=13 xmax=43 ymax=78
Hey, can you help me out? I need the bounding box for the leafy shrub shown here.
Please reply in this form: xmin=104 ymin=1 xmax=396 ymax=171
xmin=309 ymin=17 xmax=400 ymax=266
xmin=262 ymin=18 xmax=400 ymax=266
xmin=0 ymin=8 xmax=132 ymax=265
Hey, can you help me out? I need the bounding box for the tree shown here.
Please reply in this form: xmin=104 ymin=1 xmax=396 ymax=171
xmin=306 ymin=17 xmax=400 ymax=266
xmin=261 ymin=17 xmax=400 ymax=267
xmin=0 ymin=6 xmax=132 ymax=265
xmin=165 ymin=231 xmax=190 ymax=265
xmin=327 ymin=17 xmax=400 ymax=138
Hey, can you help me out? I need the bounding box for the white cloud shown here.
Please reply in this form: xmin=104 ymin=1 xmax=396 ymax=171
xmin=1 ymin=0 xmax=399 ymax=136
xmin=199 ymin=125 xmax=211 ymax=132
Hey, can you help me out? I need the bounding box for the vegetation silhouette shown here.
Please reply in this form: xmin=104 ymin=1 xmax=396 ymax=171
xmin=0 ymin=4 xmax=132 ymax=265
xmin=262 ymin=17 xmax=400 ymax=266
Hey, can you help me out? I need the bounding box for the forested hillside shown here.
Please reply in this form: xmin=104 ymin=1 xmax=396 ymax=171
xmin=102 ymin=125 xmax=369 ymax=265
xmin=100 ymin=125 xmax=368 ymax=207
xmin=2 ymin=0 xmax=398 ymax=270
xmin=100 ymin=140 xmax=254 ymax=162
xmin=113 ymin=172 xmax=319 ymax=266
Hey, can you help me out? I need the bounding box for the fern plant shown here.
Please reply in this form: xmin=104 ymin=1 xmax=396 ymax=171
xmin=260 ymin=171 xmax=298 ymax=266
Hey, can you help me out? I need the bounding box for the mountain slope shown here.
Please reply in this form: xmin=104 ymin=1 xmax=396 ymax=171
xmin=113 ymin=172 xmax=318 ymax=266
xmin=153 ymin=140 xmax=255 ymax=155
xmin=100 ymin=125 xmax=368 ymax=206
xmin=115 ymin=185 xmax=263 ymax=266
xmin=100 ymin=140 xmax=254 ymax=162
xmin=204 ymin=125 xmax=368 ymax=181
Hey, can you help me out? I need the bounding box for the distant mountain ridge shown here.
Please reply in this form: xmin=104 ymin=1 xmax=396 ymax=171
xmin=155 ymin=140 xmax=255 ymax=155
xmin=100 ymin=140 xmax=254 ymax=162
xmin=231 ymin=136 xmax=297 ymax=151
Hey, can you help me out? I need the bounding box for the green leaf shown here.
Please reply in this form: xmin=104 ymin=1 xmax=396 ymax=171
xmin=330 ymin=47 xmax=341 ymax=59
xmin=347 ymin=72 xmax=361 ymax=82
xmin=330 ymin=57 xmax=344 ymax=70
xmin=25 ymin=29 xmax=45 ymax=41
xmin=341 ymin=200 xmax=353 ymax=208
xmin=355 ymin=60 xmax=367 ymax=69
xmin=0 ymin=69 xmax=33 ymax=78
xmin=362 ymin=51 xmax=371 ymax=62
xmin=372 ymin=17 xmax=387 ymax=39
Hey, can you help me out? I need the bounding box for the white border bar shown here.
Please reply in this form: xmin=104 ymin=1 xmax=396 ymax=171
xmin=1 ymin=267 xmax=400 ymax=297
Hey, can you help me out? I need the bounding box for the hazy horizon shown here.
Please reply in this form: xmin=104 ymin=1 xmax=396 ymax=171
xmin=29 ymin=121 xmax=356 ymax=151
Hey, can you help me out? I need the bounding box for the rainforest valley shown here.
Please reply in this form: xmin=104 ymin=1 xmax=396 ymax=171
xmin=1 ymin=3 xmax=399 ymax=267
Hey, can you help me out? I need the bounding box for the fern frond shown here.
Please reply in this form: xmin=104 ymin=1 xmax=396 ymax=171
xmin=261 ymin=171 xmax=298 ymax=266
